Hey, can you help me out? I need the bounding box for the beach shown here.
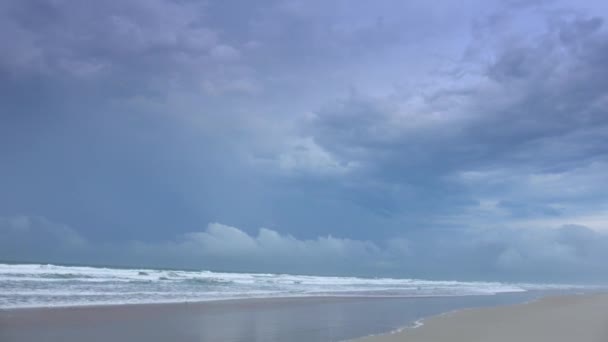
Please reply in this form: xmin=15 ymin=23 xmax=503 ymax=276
xmin=2 ymin=292 xmax=601 ymax=342
xmin=356 ymin=293 xmax=608 ymax=342
xmin=0 ymin=293 xmax=547 ymax=342
xmin=0 ymin=264 xmax=602 ymax=342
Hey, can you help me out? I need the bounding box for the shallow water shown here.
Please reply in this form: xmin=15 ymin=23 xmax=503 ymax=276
xmin=0 ymin=291 xmax=565 ymax=342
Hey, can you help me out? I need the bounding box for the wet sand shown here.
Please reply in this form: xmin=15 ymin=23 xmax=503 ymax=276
xmin=356 ymin=293 xmax=608 ymax=342
xmin=0 ymin=293 xmax=544 ymax=342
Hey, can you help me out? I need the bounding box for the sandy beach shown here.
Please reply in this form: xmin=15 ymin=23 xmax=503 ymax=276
xmin=0 ymin=292 xmax=545 ymax=342
xmin=1 ymin=291 xmax=605 ymax=342
xmin=356 ymin=293 xmax=608 ymax=342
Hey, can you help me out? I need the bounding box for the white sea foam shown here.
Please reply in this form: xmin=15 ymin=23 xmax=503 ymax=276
xmin=0 ymin=263 xmax=588 ymax=309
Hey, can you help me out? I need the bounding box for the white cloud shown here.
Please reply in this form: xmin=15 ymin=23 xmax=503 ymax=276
xmin=2 ymin=216 xmax=608 ymax=281
xmin=181 ymin=223 xmax=259 ymax=257
xmin=133 ymin=222 xmax=381 ymax=274
xmin=130 ymin=222 xmax=608 ymax=281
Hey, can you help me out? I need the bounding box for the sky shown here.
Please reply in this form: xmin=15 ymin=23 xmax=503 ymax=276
xmin=1 ymin=0 xmax=608 ymax=283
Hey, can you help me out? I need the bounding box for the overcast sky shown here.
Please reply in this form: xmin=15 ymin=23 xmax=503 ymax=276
xmin=1 ymin=0 xmax=608 ymax=282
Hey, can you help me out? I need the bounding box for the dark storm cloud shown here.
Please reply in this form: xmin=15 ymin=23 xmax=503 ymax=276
xmin=308 ymin=15 xmax=608 ymax=173
xmin=296 ymin=13 xmax=608 ymax=229
xmin=1 ymin=0 xmax=608 ymax=281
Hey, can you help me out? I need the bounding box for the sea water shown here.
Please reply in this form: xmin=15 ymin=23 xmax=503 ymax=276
xmin=0 ymin=262 xmax=585 ymax=309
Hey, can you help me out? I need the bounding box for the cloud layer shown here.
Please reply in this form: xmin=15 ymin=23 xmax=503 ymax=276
xmin=1 ymin=1 xmax=608 ymax=282
xmin=3 ymin=216 xmax=607 ymax=282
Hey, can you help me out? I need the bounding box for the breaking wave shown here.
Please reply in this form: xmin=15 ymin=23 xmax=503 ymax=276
xmin=0 ymin=263 xmax=585 ymax=309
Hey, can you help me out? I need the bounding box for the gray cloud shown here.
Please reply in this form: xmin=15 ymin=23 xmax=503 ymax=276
xmin=0 ymin=0 xmax=255 ymax=102
xmin=279 ymin=12 xmax=608 ymax=231
xmin=1 ymin=0 xmax=608 ymax=282
xmin=305 ymin=14 xmax=608 ymax=173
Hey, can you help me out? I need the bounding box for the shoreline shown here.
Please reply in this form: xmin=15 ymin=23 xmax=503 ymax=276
xmin=1 ymin=291 xmax=600 ymax=341
xmin=349 ymin=294 xmax=549 ymax=340
xmin=0 ymin=294 xmax=420 ymax=313
xmin=353 ymin=292 xmax=608 ymax=342
xmin=0 ymin=291 xmax=535 ymax=312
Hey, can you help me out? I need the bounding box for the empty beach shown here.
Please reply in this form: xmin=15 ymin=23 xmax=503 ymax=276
xmin=356 ymin=293 xmax=608 ymax=342
xmin=0 ymin=292 xmax=549 ymax=342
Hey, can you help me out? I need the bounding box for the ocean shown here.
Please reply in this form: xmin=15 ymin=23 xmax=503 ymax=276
xmin=0 ymin=262 xmax=583 ymax=309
